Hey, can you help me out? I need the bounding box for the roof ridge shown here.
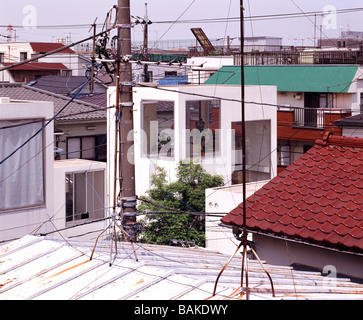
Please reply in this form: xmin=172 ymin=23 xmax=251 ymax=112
xmin=316 ymin=132 xmax=363 ymax=149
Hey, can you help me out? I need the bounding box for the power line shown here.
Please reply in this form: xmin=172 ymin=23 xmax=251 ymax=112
xmin=1 ymin=4 xmax=359 ymax=249
xmin=0 ymin=24 xmax=119 ymax=73
xmin=2 ymin=6 xmax=363 ymax=30
xmin=154 ymin=7 xmax=363 ymax=24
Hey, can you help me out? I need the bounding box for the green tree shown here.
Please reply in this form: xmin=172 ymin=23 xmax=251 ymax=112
xmin=137 ymin=161 xmax=224 ymax=247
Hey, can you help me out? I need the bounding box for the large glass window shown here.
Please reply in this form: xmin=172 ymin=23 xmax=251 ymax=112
xmin=141 ymin=101 xmax=174 ymax=159
xmin=232 ymin=120 xmax=271 ymax=184
xmin=67 ymin=135 xmax=107 ymax=161
xmin=65 ymin=170 xmax=105 ymax=224
xmin=0 ymin=120 xmax=44 ymax=211
xmin=186 ymin=100 xmax=220 ymax=160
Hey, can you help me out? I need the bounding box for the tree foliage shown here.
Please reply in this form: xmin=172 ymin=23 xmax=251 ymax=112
xmin=137 ymin=161 xmax=224 ymax=247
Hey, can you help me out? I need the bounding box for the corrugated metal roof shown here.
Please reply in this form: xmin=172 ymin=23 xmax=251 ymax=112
xmin=1 ymin=235 xmax=363 ymax=300
xmin=204 ymin=65 xmax=359 ymax=93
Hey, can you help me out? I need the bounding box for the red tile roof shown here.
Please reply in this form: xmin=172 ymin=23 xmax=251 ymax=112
xmin=29 ymin=42 xmax=74 ymax=54
xmin=221 ymin=132 xmax=363 ymax=253
xmin=3 ymin=62 xmax=68 ymax=71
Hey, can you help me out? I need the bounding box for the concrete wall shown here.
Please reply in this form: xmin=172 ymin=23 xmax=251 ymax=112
xmin=0 ymin=43 xmax=32 ymax=62
xmin=205 ymin=181 xmax=269 ymax=255
xmin=39 ymin=53 xmax=89 ymax=77
xmin=342 ymin=127 xmax=363 ymax=139
xmin=253 ymin=233 xmax=363 ymax=281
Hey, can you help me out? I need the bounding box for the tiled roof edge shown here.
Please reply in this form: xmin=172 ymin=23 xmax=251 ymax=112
xmin=316 ymin=131 xmax=363 ymax=149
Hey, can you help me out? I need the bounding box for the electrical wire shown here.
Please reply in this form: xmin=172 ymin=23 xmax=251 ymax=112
xmin=0 ymin=79 xmax=90 ymax=165
xmin=1 ymin=6 xmax=362 ymax=30
xmin=151 ymin=0 xmax=197 ymax=50
xmin=2 ymin=2 xmax=362 ymax=255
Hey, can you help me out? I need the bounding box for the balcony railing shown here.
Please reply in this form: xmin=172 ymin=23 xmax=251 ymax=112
xmin=278 ymin=106 xmax=351 ymax=128
xmin=234 ymin=50 xmax=363 ymax=66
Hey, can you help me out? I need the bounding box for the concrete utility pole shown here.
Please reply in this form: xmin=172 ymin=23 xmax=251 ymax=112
xmin=143 ymin=2 xmax=150 ymax=82
xmin=117 ymin=0 xmax=137 ymax=241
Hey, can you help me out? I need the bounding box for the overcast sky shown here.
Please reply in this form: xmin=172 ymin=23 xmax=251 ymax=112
xmin=1 ymin=0 xmax=363 ymax=46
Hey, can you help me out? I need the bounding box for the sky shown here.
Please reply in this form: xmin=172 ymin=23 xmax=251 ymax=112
xmin=0 ymin=0 xmax=363 ymax=47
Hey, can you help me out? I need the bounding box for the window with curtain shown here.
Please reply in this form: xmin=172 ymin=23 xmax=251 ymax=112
xmin=0 ymin=120 xmax=44 ymax=211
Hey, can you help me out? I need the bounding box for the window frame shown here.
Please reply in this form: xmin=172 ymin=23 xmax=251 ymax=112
xmin=185 ymin=99 xmax=221 ymax=160
xmin=141 ymin=100 xmax=175 ymax=160
xmin=66 ymin=135 xmax=107 ymax=161
xmin=0 ymin=118 xmax=46 ymax=212
xmin=65 ymin=169 xmax=105 ymax=225
xmin=20 ymin=52 xmax=28 ymax=61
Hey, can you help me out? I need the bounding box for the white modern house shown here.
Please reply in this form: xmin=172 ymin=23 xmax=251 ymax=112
xmin=0 ymin=97 xmax=54 ymax=241
xmin=0 ymin=97 xmax=107 ymax=243
xmin=107 ymin=83 xmax=277 ymax=204
xmin=0 ymin=42 xmax=74 ymax=63
xmin=38 ymin=53 xmax=91 ymax=77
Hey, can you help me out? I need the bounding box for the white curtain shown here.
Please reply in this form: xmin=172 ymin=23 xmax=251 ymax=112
xmin=0 ymin=120 xmax=44 ymax=210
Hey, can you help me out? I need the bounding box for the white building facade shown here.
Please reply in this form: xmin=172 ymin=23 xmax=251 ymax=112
xmin=107 ymin=84 xmax=277 ymax=205
xmin=0 ymin=97 xmax=54 ymax=242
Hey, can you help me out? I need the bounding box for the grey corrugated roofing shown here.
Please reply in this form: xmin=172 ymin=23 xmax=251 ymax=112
xmin=0 ymin=83 xmax=106 ymax=121
xmin=1 ymin=235 xmax=363 ymax=300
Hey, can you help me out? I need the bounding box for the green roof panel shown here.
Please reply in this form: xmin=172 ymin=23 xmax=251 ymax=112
xmin=204 ymin=65 xmax=359 ymax=93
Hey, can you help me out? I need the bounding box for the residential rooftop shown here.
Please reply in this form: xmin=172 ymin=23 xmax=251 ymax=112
xmin=221 ymin=133 xmax=363 ymax=254
xmin=204 ymin=65 xmax=360 ymax=93
xmin=0 ymin=82 xmax=106 ymax=121
xmin=335 ymin=113 xmax=363 ymax=127
xmin=2 ymin=235 xmax=363 ymax=300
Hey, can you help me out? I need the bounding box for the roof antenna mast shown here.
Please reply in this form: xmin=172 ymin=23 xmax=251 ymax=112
xmin=213 ymin=0 xmax=275 ymax=299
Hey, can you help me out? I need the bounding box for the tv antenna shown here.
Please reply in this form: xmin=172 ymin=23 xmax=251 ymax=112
xmin=212 ymin=0 xmax=275 ymax=300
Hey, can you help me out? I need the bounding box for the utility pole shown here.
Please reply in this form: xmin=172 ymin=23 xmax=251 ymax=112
xmin=117 ymin=0 xmax=137 ymax=242
xmin=143 ymin=3 xmax=151 ymax=82
xmin=90 ymin=18 xmax=97 ymax=96
xmin=239 ymin=0 xmax=249 ymax=299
